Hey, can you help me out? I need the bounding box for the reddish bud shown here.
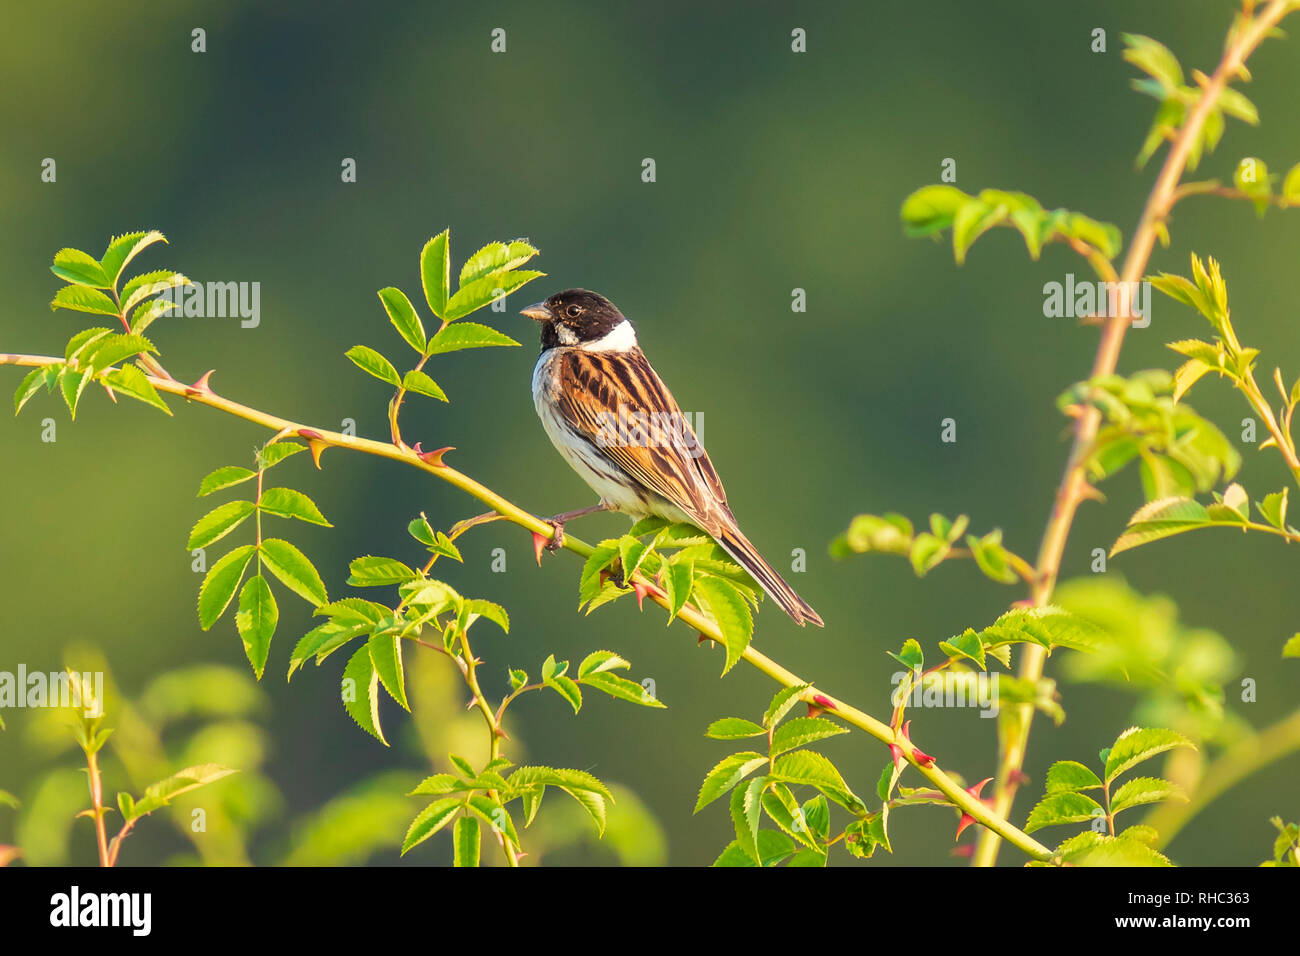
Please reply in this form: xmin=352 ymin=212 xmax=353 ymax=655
xmin=900 ymin=721 xmax=935 ymax=767
xmin=812 ymin=694 xmax=836 ymax=711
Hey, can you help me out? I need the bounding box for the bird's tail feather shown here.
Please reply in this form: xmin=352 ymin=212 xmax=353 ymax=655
xmin=712 ymin=524 xmax=824 ymax=627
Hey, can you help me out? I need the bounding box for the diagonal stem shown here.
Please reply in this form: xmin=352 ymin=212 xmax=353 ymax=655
xmin=972 ymin=0 xmax=1296 ymax=867
xmin=0 ymin=350 xmax=1053 ymax=860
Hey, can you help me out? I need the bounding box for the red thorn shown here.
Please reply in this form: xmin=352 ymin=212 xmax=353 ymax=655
xmin=1010 ymin=769 xmax=1031 ymax=788
xmin=900 ymin=721 xmax=935 ymax=767
xmin=697 ymin=633 xmax=711 ymax=646
xmin=813 ymin=694 xmax=836 ymax=711
xmin=296 ymin=430 xmax=328 ymax=469
xmin=185 ymin=370 xmax=215 ymax=397
xmin=950 ymin=844 xmax=975 ymax=858
xmin=631 ymin=579 xmax=650 ymax=610
xmin=411 ymin=443 xmax=454 ymax=467
xmin=807 ymin=703 xmax=826 ymax=718
xmin=889 ymin=743 xmax=903 ymax=770
xmin=531 ymin=532 xmax=547 ymax=565
xmin=954 ymin=778 xmax=995 ymax=840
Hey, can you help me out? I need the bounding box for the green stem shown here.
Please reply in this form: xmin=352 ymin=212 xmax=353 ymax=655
xmin=973 ymin=0 xmax=1296 ymax=867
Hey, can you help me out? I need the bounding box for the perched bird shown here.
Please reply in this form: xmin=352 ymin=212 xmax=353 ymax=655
xmin=523 ymin=289 xmax=824 ymax=627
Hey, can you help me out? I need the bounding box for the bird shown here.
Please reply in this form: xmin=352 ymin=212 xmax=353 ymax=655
xmin=522 ymin=289 xmax=824 ymax=627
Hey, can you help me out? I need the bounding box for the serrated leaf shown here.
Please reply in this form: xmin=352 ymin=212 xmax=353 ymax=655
xmin=663 ymin=557 xmax=693 ymax=622
xmin=1045 ymin=760 xmax=1103 ymax=794
xmin=424 ymin=322 xmax=520 ymax=355
xmin=368 ymin=630 xmax=408 ymax=711
xmin=1110 ymin=776 xmax=1186 ymax=814
xmin=465 ymin=598 xmax=509 ymax=633
xmin=581 ymin=671 xmax=665 ymax=708
xmin=341 ymin=645 xmax=386 ymax=745
xmin=693 ymin=576 xmax=752 ymax=675
xmin=1025 ymin=792 xmax=1105 ymax=833
xmin=764 ymin=685 xmax=808 ymax=728
xmin=706 ymin=717 xmax=767 ymax=740
xmin=694 ymin=752 xmax=768 ymax=812
xmin=1104 ymin=727 xmax=1195 ymax=783
xmin=235 ymin=574 xmax=278 ymax=678
xmin=400 ymin=369 xmax=447 ymax=402
xmin=197 ymin=466 xmax=256 ymax=497
xmin=198 ymin=545 xmax=255 ymax=629
xmin=345 ymin=345 xmax=401 ymax=386
xmin=458 ymin=239 xmax=539 ymax=287
xmin=188 ymin=500 xmax=255 ymax=550
xmin=347 ymin=555 xmax=417 ymax=586
xmin=1055 ymin=831 xmax=1172 ymax=866
xmin=445 ymin=269 xmax=545 ymax=321
xmin=730 ymin=776 xmax=766 ymax=862
xmin=377 ymin=287 xmax=425 ymax=353
xmin=1111 ymin=497 xmax=1212 ymax=555
xmin=401 ymin=797 xmax=460 ymax=854
xmin=120 ymin=270 xmax=188 ymax=314
xmin=100 ymin=231 xmax=165 ymax=287
xmin=420 ymin=231 xmax=451 ymax=319
xmin=50 ymin=286 xmax=118 ymax=317
xmin=51 ymin=248 xmax=111 ymax=288
xmin=256 ymin=442 xmax=307 ymax=468
xmin=13 ymin=366 xmax=55 ymax=415
xmin=102 ymin=364 xmax=170 ymax=415
xmin=259 ymin=487 xmax=332 ymax=526
xmin=260 ymin=538 xmax=328 ymax=606
xmin=770 ymin=717 xmax=849 ymax=756
xmin=126 ymin=763 xmax=236 ymax=820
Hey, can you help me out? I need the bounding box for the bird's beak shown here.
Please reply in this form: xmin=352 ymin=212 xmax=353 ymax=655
xmin=520 ymin=301 xmax=553 ymax=322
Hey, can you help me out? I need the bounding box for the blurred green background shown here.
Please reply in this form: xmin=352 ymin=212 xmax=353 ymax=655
xmin=2 ymin=0 xmax=1297 ymax=866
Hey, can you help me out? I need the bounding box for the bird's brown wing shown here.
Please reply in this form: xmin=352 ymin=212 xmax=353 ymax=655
xmin=554 ymin=348 xmax=731 ymax=529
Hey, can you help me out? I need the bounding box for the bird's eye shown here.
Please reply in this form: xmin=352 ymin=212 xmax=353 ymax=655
xmin=565 ymin=305 xmax=582 ymax=318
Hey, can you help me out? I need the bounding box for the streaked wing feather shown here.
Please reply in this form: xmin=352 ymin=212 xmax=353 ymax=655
xmin=555 ymin=349 xmax=730 ymax=528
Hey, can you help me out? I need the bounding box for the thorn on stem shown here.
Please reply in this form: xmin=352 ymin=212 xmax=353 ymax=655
xmin=411 ymin=442 xmax=454 ymax=467
xmin=185 ymin=370 xmax=215 ymax=397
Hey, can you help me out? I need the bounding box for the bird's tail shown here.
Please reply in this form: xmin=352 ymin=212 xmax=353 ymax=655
xmin=712 ymin=523 xmax=824 ymax=627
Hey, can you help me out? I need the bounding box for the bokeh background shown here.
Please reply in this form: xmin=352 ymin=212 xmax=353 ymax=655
xmin=1 ymin=0 xmax=1297 ymax=866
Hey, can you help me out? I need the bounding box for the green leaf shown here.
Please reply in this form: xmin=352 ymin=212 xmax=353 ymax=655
xmin=198 ymin=545 xmax=256 ymax=629
xmin=125 ymin=763 xmax=236 ymax=820
xmin=235 ymin=574 xmax=278 ymax=678
xmin=900 ymin=184 xmax=969 ymax=237
xmin=259 ymin=487 xmax=332 ymax=526
xmin=188 ymin=500 xmax=256 ymax=550
xmin=967 ymin=530 xmax=1019 ymax=584
xmin=1104 ymin=727 xmax=1195 ymax=783
xmin=120 ymin=270 xmax=188 ymax=314
xmin=377 ymin=287 xmax=425 ymax=353
xmin=546 ymin=674 xmax=583 ymax=714
xmin=1054 ymin=831 xmax=1172 ymax=866
xmin=458 ymin=239 xmax=539 ymax=287
xmin=1111 ymin=497 xmax=1213 ymax=555
xmin=663 ymin=557 xmax=693 ymax=622
xmin=458 ymin=599 xmax=506 ymax=635
xmin=344 ymin=345 xmax=401 ymax=386
xmin=1283 ymin=634 xmax=1300 ymax=659
xmin=1110 ymin=776 xmax=1186 ymax=814
xmin=951 ymin=199 xmax=1005 ymax=265
xmin=99 ymin=231 xmax=165 ymax=287
xmin=288 ymin=621 xmax=367 ymax=678
xmin=1121 ymin=34 xmax=1183 ymax=93
xmin=347 ymin=555 xmax=417 ymax=586
xmin=764 ymin=685 xmax=808 ymax=728
xmin=705 ymin=718 xmax=767 ymax=740
xmin=445 ymin=269 xmax=545 ymax=321
xmin=341 ymin=645 xmax=386 ymax=745
xmin=730 ymin=776 xmax=766 ymax=862
xmin=260 ymin=538 xmax=328 ymax=607
xmin=693 ymin=576 xmax=753 ymax=675
xmin=694 ymin=752 xmax=768 ymax=812
xmin=420 ymin=231 xmax=450 ymax=319
xmin=401 ymin=797 xmax=460 ymax=854
xmin=197 ymin=466 xmax=256 ymax=497
xmin=51 ymin=248 xmax=111 ymax=288
xmin=1025 ymin=792 xmax=1105 ymax=833
xmin=1257 ymin=488 xmax=1288 ymax=530
xmin=58 ymin=367 xmax=91 ymax=419
xmin=50 ymin=286 xmax=119 ymax=317
xmin=1045 ymin=760 xmax=1103 ymax=794
xmin=577 ymin=650 xmax=628 ymax=679
xmin=256 ymin=442 xmax=307 ymax=468
xmin=769 ymin=751 xmax=863 ymax=813
xmin=13 ymin=366 xmax=55 ymax=415
xmin=400 ymin=369 xmax=447 ymax=402
xmin=889 ymin=637 xmax=924 ymax=672
xmin=423 ymin=322 xmax=520 ymax=355
xmin=581 ymin=670 xmax=665 ymax=708
xmin=368 ymin=630 xmax=408 ymax=711
xmin=86 ymin=333 xmax=156 ymax=372
xmin=770 ymin=717 xmax=849 ymax=756
xmin=102 ymin=364 xmax=170 ymax=415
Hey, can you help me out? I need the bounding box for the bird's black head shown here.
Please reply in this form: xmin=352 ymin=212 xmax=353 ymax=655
xmin=521 ymin=289 xmax=628 ymax=350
